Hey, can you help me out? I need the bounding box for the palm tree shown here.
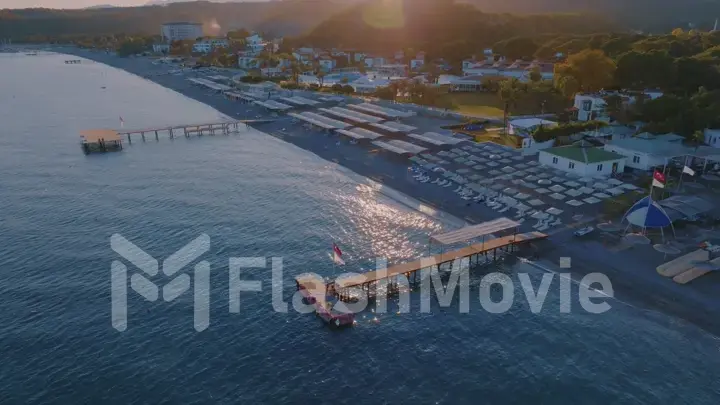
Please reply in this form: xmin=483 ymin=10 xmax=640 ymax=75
xmin=499 ymin=78 xmax=522 ymax=133
xmin=317 ymin=70 xmax=326 ymax=88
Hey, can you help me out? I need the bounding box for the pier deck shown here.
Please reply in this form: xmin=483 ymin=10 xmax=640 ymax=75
xmin=80 ymin=119 xmax=276 ymax=150
xmin=333 ymin=232 xmax=547 ymax=290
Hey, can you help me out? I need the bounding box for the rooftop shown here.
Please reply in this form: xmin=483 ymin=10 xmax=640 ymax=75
xmin=607 ymin=137 xmax=692 ymax=157
xmin=543 ymin=144 xmax=625 ymax=164
xmin=162 ymin=22 xmax=202 ymax=26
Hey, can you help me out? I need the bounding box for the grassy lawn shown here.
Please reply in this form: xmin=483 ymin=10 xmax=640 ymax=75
xmin=436 ymin=92 xmax=570 ymax=118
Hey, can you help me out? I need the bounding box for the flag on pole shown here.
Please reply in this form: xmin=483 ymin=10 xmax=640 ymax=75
xmin=683 ymin=166 xmax=696 ymax=176
xmin=331 ymin=243 xmax=345 ymax=265
xmin=119 ymin=116 xmax=125 ymax=128
xmin=652 ymin=170 xmax=665 ymax=189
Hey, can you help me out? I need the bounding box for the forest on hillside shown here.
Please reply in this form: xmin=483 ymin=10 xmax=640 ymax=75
xmin=2 ymin=0 xmax=720 ymax=42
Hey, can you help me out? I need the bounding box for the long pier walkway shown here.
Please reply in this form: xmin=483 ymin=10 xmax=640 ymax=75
xmin=296 ymin=231 xmax=548 ymax=302
xmin=110 ymin=119 xmax=276 ymax=144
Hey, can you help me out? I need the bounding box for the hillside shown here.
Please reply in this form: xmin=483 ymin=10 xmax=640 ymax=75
xmin=461 ymin=0 xmax=720 ymax=31
xmin=299 ymin=0 xmax=616 ymax=54
xmin=0 ymin=0 xmax=353 ymax=40
xmin=2 ymin=0 xmax=718 ymax=42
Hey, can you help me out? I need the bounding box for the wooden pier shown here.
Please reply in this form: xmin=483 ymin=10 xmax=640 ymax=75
xmin=116 ymin=119 xmax=275 ymax=144
xmin=79 ymin=119 xmax=276 ymax=151
xmin=296 ymin=231 xmax=548 ymax=304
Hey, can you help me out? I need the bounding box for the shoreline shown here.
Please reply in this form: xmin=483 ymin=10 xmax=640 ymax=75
xmin=57 ymin=48 xmax=720 ymax=337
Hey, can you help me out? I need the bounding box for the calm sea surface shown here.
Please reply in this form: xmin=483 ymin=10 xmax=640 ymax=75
xmin=1 ymin=53 xmax=719 ymax=404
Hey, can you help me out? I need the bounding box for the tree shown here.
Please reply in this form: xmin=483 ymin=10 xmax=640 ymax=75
xmin=342 ymin=84 xmax=355 ymax=94
xmin=317 ymin=70 xmax=326 ymax=88
xmin=374 ymin=86 xmax=395 ymax=100
xmin=227 ymin=28 xmax=250 ymax=40
xmin=116 ymin=38 xmax=148 ymax=57
xmin=556 ymin=75 xmax=580 ymax=99
xmin=602 ymin=94 xmax=625 ymax=123
xmin=331 ymin=83 xmax=344 ymax=93
xmin=499 ymin=78 xmax=522 ymax=132
xmin=562 ymin=49 xmax=616 ymax=92
xmin=529 ymin=67 xmax=542 ymax=83
xmin=495 ymin=37 xmax=538 ymax=61
xmin=615 ymin=51 xmax=676 ymax=90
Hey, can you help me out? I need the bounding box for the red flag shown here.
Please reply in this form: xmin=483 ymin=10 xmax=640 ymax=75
xmin=333 ymin=243 xmax=342 ymax=257
xmin=653 ymin=170 xmax=665 ymax=184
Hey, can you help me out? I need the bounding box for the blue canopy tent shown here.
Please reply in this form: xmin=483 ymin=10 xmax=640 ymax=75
xmin=622 ymin=196 xmax=675 ymax=241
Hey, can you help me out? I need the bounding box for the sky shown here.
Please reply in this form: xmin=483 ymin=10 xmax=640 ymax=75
xmin=1 ymin=0 xmax=157 ymax=8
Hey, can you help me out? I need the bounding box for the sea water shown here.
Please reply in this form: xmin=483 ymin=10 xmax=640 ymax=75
xmin=0 ymin=53 xmax=719 ymax=404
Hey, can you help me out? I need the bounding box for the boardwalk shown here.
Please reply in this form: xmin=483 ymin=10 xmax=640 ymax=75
xmin=296 ymin=231 xmax=548 ymax=302
xmin=333 ymin=232 xmax=547 ymax=290
xmin=80 ymin=119 xmax=277 ymax=147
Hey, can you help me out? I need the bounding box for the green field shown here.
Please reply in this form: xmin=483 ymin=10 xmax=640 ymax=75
xmin=436 ymin=92 xmax=570 ymax=118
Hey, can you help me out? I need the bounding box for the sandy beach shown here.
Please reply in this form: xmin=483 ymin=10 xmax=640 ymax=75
xmin=59 ymin=47 xmax=720 ymax=337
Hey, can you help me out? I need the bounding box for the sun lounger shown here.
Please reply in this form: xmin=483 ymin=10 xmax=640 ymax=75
xmin=657 ymin=249 xmax=709 ymax=277
xmin=673 ymin=257 xmax=720 ymax=284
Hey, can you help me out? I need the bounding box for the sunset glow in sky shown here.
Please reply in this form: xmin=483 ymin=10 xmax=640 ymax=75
xmin=2 ymin=0 xmax=156 ymax=8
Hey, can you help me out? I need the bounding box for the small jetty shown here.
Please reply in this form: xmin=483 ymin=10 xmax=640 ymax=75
xmin=65 ymin=59 xmax=81 ymax=64
xmin=80 ymin=129 xmax=123 ymax=154
xmin=79 ymin=119 xmax=275 ymax=152
xmin=295 ymin=218 xmax=548 ymax=327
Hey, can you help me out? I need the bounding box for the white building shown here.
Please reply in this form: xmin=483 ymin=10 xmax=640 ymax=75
xmin=376 ymin=64 xmax=407 ymax=78
xmin=704 ymin=129 xmax=720 ymax=148
xmin=161 ymin=22 xmax=203 ymax=42
xmin=318 ymin=57 xmax=335 ymax=72
xmin=238 ymin=53 xmax=260 ymax=69
xmin=152 ymin=43 xmax=170 ymax=54
xmin=509 ymin=118 xmax=558 ymax=151
xmin=350 ymin=75 xmax=390 ymax=94
xmin=461 ymin=59 xmax=553 ymax=83
xmin=410 ymin=58 xmax=425 ymax=70
xmin=437 ymin=74 xmax=484 ymax=92
xmin=539 ymin=143 xmax=627 ymax=177
xmin=604 ymin=133 xmax=691 ymax=171
xmin=364 ymin=56 xmax=385 ymax=68
xmin=573 ymin=90 xmax=664 ymax=122
xmin=245 ymin=33 xmax=265 ymax=53
xmin=192 ymin=38 xmax=228 ymax=54
xmin=261 ymin=67 xmax=284 ymax=77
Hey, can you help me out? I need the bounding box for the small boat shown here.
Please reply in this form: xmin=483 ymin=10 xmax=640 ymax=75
xmin=574 ymin=226 xmax=594 ymax=237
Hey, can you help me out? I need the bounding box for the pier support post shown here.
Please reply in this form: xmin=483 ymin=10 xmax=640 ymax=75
xmin=127 ymin=134 xmax=131 ymax=144
xmin=155 ymin=130 xmax=159 ymax=141
xmin=141 ymin=132 xmax=145 ymax=142
xmin=169 ymin=128 xmax=174 ymax=139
